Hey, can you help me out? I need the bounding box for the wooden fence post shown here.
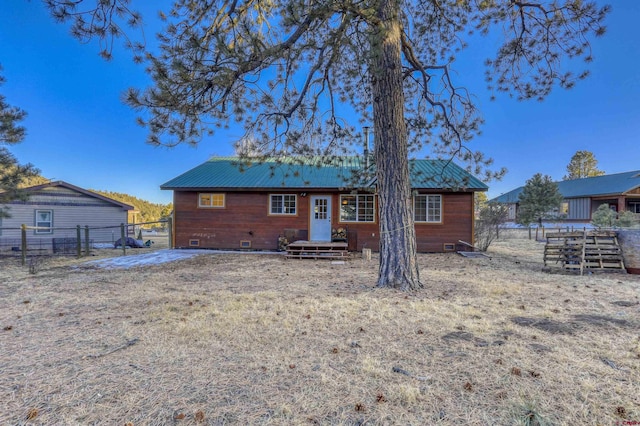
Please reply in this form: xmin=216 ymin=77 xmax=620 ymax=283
xmin=76 ymin=225 xmax=82 ymax=258
xmin=528 ymin=226 xmax=532 ymax=240
xmin=84 ymin=226 xmax=90 ymax=256
xmin=120 ymin=223 xmax=126 ymax=256
xmin=21 ymin=224 xmax=27 ymax=266
xmin=362 ymin=248 xmax=372 ymax=261
xmin=167 ymin=217 xmax=173 ymax=249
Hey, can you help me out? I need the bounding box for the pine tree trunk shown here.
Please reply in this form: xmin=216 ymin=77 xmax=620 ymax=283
xmin=370 ymin=0 xmax=422 ymax=290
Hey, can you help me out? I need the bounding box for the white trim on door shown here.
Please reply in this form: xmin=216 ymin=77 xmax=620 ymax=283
xmin=309 ymin=195 xmax=332 ymax=241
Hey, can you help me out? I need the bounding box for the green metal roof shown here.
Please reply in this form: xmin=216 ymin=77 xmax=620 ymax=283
xmin=491 ymin=170 xmax=640 ymax=203
xmin=161 ymin=156 xmax=488 ymax=191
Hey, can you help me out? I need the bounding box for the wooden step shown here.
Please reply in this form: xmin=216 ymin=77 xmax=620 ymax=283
xmin=285 ymin=241 xmax=349 ymax=260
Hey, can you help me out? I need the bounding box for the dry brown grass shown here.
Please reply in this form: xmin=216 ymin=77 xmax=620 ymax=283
xmin=1 ymin=239 xmax=639 ymax=425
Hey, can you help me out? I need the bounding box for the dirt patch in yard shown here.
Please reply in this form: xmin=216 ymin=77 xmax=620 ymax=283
xmin=1 ymin=238 xmax=639 ymax=425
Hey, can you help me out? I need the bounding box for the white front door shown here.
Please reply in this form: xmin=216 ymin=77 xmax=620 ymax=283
xmin=310 ymin=195 xmax=332 ymax=241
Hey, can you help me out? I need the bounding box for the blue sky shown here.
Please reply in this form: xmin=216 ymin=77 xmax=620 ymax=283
xmin=1 ymin=1 xmax=638 ymax=205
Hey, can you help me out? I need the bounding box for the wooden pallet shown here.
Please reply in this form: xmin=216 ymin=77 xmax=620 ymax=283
xmin=544 ymin=231 xmax=625 ymax=274
xmin=285 ymin=241 xmax=349 ymax=259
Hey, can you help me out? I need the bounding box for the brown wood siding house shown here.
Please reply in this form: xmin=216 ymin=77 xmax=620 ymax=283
xmin=161 ymin=157 xmax=487 ymax=253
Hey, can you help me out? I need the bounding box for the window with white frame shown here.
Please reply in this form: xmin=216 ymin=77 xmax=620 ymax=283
xmin=629 ymin=202 xmax=640 ymax=214
xmin=270 ymin=194 xmax=297 ymax=215
xmin=35 ymin=209 xmax=53 ymax=234
xmin=414 ymin=194 xmax=442 ymax=223
xmin=199 ymin=193 xmax=225 ymax=208
xmin=340 ymin=194 xmax=375 ymax=222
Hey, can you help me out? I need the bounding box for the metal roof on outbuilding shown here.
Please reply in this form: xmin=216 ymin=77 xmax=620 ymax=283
xmin=491 ymin=170 xmax=640 ymax=203
xmin=161 ymin=156 xmax=488 ymax=191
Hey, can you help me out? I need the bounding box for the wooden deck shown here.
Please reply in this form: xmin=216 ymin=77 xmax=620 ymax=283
xmin=285 ymin=241 xmax=349 ymax=259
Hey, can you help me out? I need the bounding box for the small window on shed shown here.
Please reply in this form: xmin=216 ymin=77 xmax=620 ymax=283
xmin=414 ymin=195 xmax=442 ymax=223
xmin=34 ymin=210 xmax=53 ymax=234
xmin=199 ymin=193 xmax=225 ymax=208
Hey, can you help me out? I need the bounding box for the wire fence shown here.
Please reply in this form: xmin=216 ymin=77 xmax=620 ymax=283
xmin=495 ymin=225 xmax=594 ymax=241
xmin=0 ymin=219 xmax=172 ymax=264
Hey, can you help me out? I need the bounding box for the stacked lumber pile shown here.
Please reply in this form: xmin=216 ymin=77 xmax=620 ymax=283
xmin=544 ymin=230 xmax=626 ymax=274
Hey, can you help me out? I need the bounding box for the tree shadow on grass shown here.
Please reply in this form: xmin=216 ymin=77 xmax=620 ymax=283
xmin=511 ymin=314 xmax=633 ymax=335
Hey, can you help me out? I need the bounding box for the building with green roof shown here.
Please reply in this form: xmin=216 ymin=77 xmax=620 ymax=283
xmin=491 ymin=170 xmax=640 ymax=222
xmin=161 ymin=156 xmax=488 ymax=252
